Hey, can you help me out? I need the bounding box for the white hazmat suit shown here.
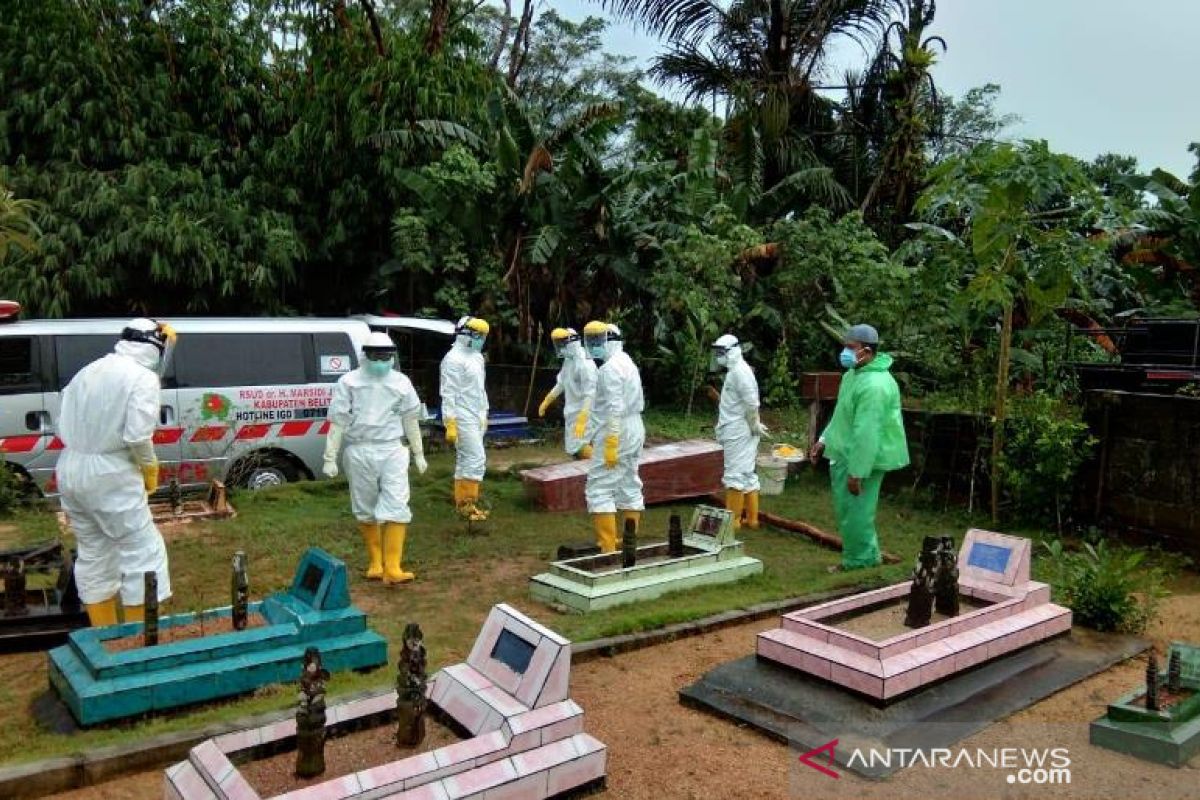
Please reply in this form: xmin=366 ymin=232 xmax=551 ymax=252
xmin=713 ymin=334 xmax=768 ymax=530
xmin=582 ymin=322 xmax=645 ymax=552
xmin=441 ymin=316 xmax=490 ymax=519
xmin=324 ymin=332 xmax=426 ymax=584
xmin=57 ymin=325 xmax=172 ymax=625
xmin=538 ymin=329 xmax=598 ymax=457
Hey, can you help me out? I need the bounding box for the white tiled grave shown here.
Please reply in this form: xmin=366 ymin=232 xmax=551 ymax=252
xmin=164 ymin=604 xmax=606 ymax=799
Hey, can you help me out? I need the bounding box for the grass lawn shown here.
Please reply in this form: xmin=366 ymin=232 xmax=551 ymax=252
xmin=0 ymin=428 xmax=1170 ymax=767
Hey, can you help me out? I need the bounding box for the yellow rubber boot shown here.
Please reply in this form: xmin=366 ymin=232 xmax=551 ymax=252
xmin=359 ymin=522 xmax=383 ymax=579
xmin=744 ymin=490 xmax=760 ymax=530
xmin=593 ymin=513 xmax=619 ymax=553
xmin=382 ymin=522 xmax=415 ymax=584
xmin=123 ymin=604 xmax=144 ymax=623
xmin=463 ymin=480 xmax=489 ymax=521
xmin=725 ymin=488 xmax=746 ymax=530
xmin=85 ymin=597 xmax=119 ymax=627
xmin=453 ymin=479 xmax=465 ymax=508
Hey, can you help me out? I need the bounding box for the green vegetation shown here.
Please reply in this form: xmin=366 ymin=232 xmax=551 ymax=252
xmin=1041 ymin=538 xmax=1171 ymax=634
xmin=0 ymin=441 xmax=1057 ymax=765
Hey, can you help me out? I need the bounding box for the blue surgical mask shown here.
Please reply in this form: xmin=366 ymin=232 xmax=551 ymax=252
xmin=839 ymin=348 xmax=858 ymax=370
xmin=365 ymin=359 xmax=392 ymax=377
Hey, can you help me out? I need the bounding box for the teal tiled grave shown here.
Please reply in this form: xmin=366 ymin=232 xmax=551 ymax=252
xmin=529 ymin=505 xmax=763 ymax=613
xmin=48 ymin=548 xmax=388 ymax=725
xmin=1091 ymin=642 xmax=1200 ymax=766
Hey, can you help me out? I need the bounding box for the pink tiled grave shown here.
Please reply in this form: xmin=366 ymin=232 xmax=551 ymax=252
xmin=757 ymin=529 xmax=1072 ymax=701
xmin=163 ymin=604 xmax=606 ymax=799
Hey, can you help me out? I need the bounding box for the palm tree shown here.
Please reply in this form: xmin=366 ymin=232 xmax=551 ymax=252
xmin=0 ymin=186 xmax=39 ymax=264
xmin=854 ymin=0 xmax=945 ymax=240
xmin=598 ymin=0 xmax=900 ymax=216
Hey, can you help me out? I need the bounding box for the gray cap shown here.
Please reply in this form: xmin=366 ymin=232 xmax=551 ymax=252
xmin=846 ymin=324 xmax=879 ymax=345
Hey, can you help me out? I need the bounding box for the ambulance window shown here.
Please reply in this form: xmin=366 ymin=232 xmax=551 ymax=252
xmin=0 ymin=336 xmax=41 ymax=395
xmin=174 ymin=333 xmax=307 ymax=387
xmin=312 ymin=332 xmax=358 ymax=383
xmin=55 ymin=335 xmax=116 ymax=389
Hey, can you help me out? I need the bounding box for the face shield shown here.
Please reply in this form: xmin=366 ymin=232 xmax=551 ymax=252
xmin=122 ymin=320 xmax=176 ymax=376
xmin=552 ymin=332 xmax=579 ymax=359
xmin=584 ymin=330 xmax=608 ymax=360
xmin=363 ymin=346 xmax=396 ymax=376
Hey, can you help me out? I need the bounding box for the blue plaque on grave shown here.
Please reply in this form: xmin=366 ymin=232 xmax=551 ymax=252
xmin=47 ymin=547 xmax=386 ymax=725
xmin=966 ymin=541 xmax=1012 ymax=574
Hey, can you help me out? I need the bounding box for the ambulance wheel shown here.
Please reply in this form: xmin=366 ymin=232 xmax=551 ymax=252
xmin=228 ymin=452 xmax=302 ymax=490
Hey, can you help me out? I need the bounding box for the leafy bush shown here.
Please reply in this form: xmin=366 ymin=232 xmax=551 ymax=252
xmin=999 ymin=392 xmax=1095 ymax=528
xmin=1042 ymin=539 xmax=1166 ymax=633
xmin=0 ymin=462 xmax=26 ymax=515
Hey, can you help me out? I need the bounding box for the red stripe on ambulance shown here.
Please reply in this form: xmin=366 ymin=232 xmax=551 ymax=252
xmin=0 ymin=435 xmax=42 ymax=453
xmin=154 ymin=428 xmax=184 ymax=445
xmin=235 ymin=424 xmax=271 ymax=441
xmin=46 ymin=436 xmax=64 ymax=451
xmin=318 ymin=421 xmax=330 ymax=435
xmin=278 ymin=421 xmax=314 ymax=437
xmin=191 ymin=425 xmax=229 ymax=442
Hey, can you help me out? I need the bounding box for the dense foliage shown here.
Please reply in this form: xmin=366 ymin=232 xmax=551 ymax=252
xmin=3 ymin=1 xmax=1200 ymax=527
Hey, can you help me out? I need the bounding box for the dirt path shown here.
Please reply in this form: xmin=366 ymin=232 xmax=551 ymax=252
xmin=47 ymin=596 xmax=1200 ymax=800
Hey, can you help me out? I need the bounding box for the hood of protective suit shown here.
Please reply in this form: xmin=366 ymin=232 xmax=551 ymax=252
xmin=564 ymin=340 xmax=585 ymax=359
xmin=600 ymin=339 xmax=624 ymax=362
xmin=857 ymin=352 xmax=894 ymax=373
xmin=115 ymin=340 xmax=162 ymax=372
xmin=721 ymin=345 xmax=743 ymax=369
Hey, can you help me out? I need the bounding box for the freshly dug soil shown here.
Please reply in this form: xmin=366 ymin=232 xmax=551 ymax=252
xmin=238 ymin=716 xmax=461 ymax=798
xmin=1131 ymin=686 xmax=1196 ymax=711
xmin=826 ymin=595 xmax=991 ymax=641
xmin=103 ymin=613 xmax=265 ymax=652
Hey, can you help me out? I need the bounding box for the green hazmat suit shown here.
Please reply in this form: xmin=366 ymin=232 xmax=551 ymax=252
xmin=820 ymin=352 xmax=910 ymax=569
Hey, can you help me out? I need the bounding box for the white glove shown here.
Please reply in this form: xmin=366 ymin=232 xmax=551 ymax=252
xmin=747 ymin=409 xmax=769 ymax=438
xmin=322 ymin=422 xmax=344 ymax=479
xmin=403 ymin=414 xmax=427 ymax=475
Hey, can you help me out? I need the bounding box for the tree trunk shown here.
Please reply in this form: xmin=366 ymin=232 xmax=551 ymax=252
xmin=425 ymin=0 xmax=450 ymax=56
xmin=490 ymin=0 xmax=512 ymax=71
xmin=360 ymin=0 xmax=386 ymax=57
xmin=506 ymin=0 xmax=534 ymax=88
xmin=990 ymin=300 xmax=1014 ymax=523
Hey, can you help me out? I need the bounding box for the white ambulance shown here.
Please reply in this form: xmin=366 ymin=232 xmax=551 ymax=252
xmin=0 ymin=310 xmax=453 ymax=495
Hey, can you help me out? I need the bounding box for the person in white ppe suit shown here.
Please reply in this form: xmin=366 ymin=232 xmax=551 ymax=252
xmin=581 ymin=321 xmax=645 ymax=553
xmin=57 ymin=318 xmax=175 ymax=627
xmin=441 ymin=316 xmax=490 ymax=521
xmin=712 ymin=334 xmax=769 ymax=530
xmin=323 ymin=332 xmax=427 ymax=584
xmin=537 ymin=327 xmax=598 ymax=459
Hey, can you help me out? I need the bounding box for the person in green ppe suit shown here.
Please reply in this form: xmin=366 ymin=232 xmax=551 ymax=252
xmin=810 ymin=324 xmax=909 ymax=572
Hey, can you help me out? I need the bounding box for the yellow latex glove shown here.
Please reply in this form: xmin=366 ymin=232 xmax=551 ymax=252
xmin=142 ymin=462 xmax=160 ymax=493
xmin=445 ymin=417 xmax=458 ymax=444
xmin=538 ymin=393 xmax=555 ymax=417
xmin=573 ymin=410 xmax=589 ymax=440
xmin=603 ymin=434 xmax=619 ymax=468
